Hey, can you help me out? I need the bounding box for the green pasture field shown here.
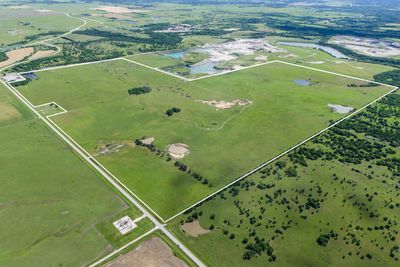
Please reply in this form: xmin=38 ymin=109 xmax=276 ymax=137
xmin=17 ymin=58 xmax=393 ymax=219
xmin=0 ymin=6 xmax=82 ymax=46
xmin=0 ymin=83 xmax=149 ymax=266
xmin=168 ymin=92 xmax=400 ymax=267
xmin=168 ymin=151 xmax=400 ymax=267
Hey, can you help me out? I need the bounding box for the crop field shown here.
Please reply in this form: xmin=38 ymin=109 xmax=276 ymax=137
xmin=15 ymin=57 xmax=394 ymax=220
xmin=0 ymin=83 xmax=152 ymax=267
xmin=168 ymin=91 xmax=400 ymax=267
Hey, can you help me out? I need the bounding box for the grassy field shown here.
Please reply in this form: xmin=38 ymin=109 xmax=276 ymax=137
xmin=0 ymin=83 xmax=151 ymax=266
xmin=168 ymin=92 xmax=400 ymax=267
xmin=17 ymin=58 xmax=393 ymax=219
xmin=0 ymin=6 xmax=82 ymax=46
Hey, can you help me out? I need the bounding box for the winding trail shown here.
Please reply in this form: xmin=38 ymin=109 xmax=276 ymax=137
xmin=0 ymin=12 xmax=87 ymax=73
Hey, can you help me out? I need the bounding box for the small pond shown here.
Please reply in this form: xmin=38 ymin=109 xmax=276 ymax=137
xmin=294 ymin=79 xmax=311 ymax=86
xmin=164 ymin=51 xmax=185 ymax=59
xmin=328 ymin=104 xmax=354 ymax=114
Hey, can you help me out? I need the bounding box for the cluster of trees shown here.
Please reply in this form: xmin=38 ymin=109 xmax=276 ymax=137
xmin=347 ymin=82 xmax=379 ymax=88
xmin=165 ymin=107 xmax=181 ymax=116
xmin=76 ymin=28 xmax=182 ymax=51
xmin=135 ymin=138 xmax=211 ymax=187
xmin=243 ymin=237 xmax=276 ymax=262
xmin=11 ymin=40 xmax=126 ymax=72
xmin=128 ymin=86 xmax=151 ymax=95
xmin=0 ymin=52 xmax=8 ymax=62
xmin=316 ymin=231 xmax=338 ymax=247
xmin=174 ymin=161 xmax=211 ymax=186
xmin=134 ymin=139 xmax=161 ymax=154
xmin=12 ymin=78 xmax=31 ymax=87
xmin=374 ymin=70 xmax=400 ymax=87
xmin=180 ymin=92 xmax=399 ymax=265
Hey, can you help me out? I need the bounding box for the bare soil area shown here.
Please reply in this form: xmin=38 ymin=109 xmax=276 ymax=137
xmin=329 ymin=35 xmax=400 ymax=57
xmin=140 ymin=137 xmax=155 ymax=145
xmin=167 ymin=143 xmax=190 ymax=159
xmin=197 ymin=39 xmax=285 ymax=63
xmin=106 ymin=237 xmax=187 ymax=267
xmin=96 ymin=143 xmax=124 ymax=155
xmin=29 ymin=50 xmax=55 ymax=60
xmin=198 ymin=99 xmax=252 ymax=109
xmin=0 ymin=47 xmax=34 ymax=68
xmin=181 ymin=220 xmax=210 ymax=237
xmin=93 ymin=6 xmax=146 ymax=14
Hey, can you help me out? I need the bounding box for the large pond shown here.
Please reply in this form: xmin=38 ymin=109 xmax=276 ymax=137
xmin=278 ymin=42 xmax=349 ymax=59
xmin=164 ymin=50 xmax=219 ymax=75
xmin=165 ymin=51 xmax=185 ymax=59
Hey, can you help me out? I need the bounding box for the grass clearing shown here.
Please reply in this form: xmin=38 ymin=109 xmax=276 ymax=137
xmin=168 ymin=92 xmax=400 ymax=267
xmin=17 ymin=58 xmax=393 ymax=219
xmin=0 ymin=83 xmax=151 ymax=267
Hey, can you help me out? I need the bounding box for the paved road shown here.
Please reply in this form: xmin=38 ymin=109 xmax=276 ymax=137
xmin=1 ymin=80 xmax=206 ymax=267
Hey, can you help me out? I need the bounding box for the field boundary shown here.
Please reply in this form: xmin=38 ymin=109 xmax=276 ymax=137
xmin=7 ymin=57 xmax=398 ymax=224
xmin=1 ymin=79 xmax=206 ymax=267
xmin=164 ymin=85 xmax=398 ymax=222
xmin=34 ymin=101 xmax=68 ymax=117
xmin=88 ymin=227 xmax=157 ymax=267
xmin=11 ymin=55 xmax=398 ymax=87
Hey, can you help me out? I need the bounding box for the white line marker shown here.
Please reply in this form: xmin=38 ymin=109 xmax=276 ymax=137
xmin=9 ymin=55 xmax=398 ymax=225
xmin=121 ymin=58 xmax=191 ymax=81
xmin=164 ymin=85 xmax=398 ymax=222
xmin=1 ymin=81 xmax=205 ymax=267
xmin=18 ymin=57 xmax=124 ymax=75
xmin=275 ymin=60 xmax=398 ymax=88
xmin=88 ymin=227 xmax=157 ymax=267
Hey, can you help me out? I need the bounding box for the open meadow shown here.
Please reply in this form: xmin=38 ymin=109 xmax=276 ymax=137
xmin=0 ymin=83 xmax=152 ymax=267
xmin=17 ymin=57 xmax=393 ymax=219
xmin=169 ymin=91 xmax=400 ymax=267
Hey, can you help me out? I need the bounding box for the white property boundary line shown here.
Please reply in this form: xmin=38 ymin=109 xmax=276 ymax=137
xmin=88 ymin=227 xmax=157 ymax=267
xmin=164 ymin=86 xmax=399 ymax=222
xmin=18 ymin=57 xmax=124 ymax=75
xmin=1 ymin=80 xmax=205 ymax=267
xmin=34 ymin=101 xmax=68 ymax=117
xmin=9 ymin=57 xmax=398 ymax=224
xmin=43 ymin=116 xmax=167 ymax=223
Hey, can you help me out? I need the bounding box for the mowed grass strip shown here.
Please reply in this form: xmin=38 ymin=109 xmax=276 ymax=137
xmin=18 ymin=59 xmax=393 ymax=218
xmin=0 ymin=84 xmax=145 ymax=266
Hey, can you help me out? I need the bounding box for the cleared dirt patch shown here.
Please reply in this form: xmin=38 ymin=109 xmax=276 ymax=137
xmin=197 ymin=99 xmax=252 ymax=109
xmin=181 ymin=220 xmax=210 ymax=237
xmin=29 ymin=50 xmax=55 ymax=60
xmin=0 ymin=102 xmax=21 ymax=123
xmin=106 ymin=237 xmax=187 ymax=267
xmin=93 ymin=6 xmax=146 ymax=14
xmin=329 ymin=35 xmax=400 ymax=57
xmin=0 ymin=47 xmax=34 ymax=68
xmin=96 ymin=143 xmax=124 ymax=156
xmin=307 ymin=61 xmax=325 ymax=64
xmin=167 ymin=143 xmax=190 ymax=159
xmin=140 ymin=137 xmax=155 ymax=145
